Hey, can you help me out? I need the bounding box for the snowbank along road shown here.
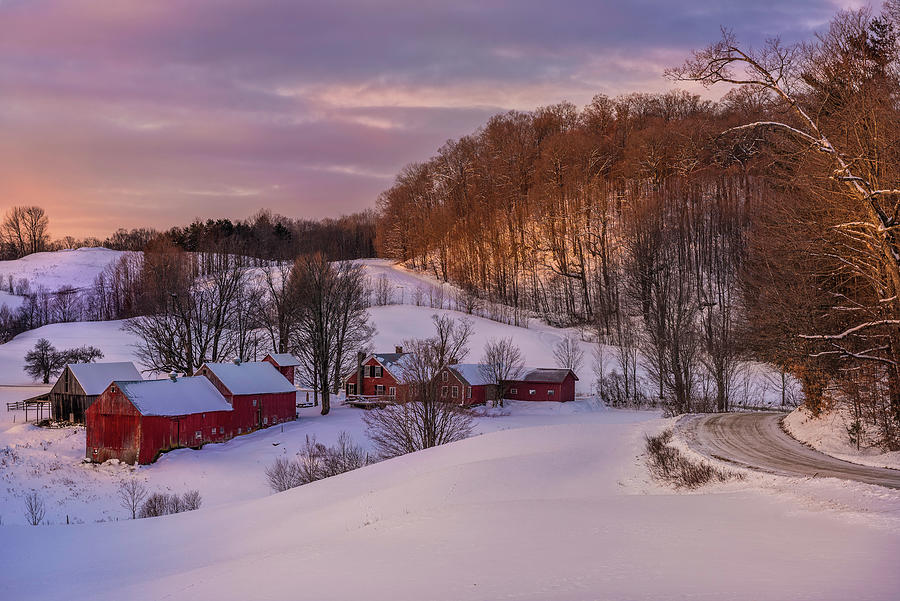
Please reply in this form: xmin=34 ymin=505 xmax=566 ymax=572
xmin=678 ymin=412 xmax=900 ymax=489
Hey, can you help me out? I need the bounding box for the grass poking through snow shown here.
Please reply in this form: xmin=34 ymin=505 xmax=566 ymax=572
xmin=645 ymin=429 xmax=742 ymax=488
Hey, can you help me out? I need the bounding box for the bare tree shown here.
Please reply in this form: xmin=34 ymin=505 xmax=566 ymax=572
xmin=24 ymin=491 xmax=45 ymax=526
xmin=553 ymin=335 xmax=585 ymax=374
xmin=364 ymin=336 xmax=474 ymax=457
xmin=431 ymin=314 xmax=474 ymax=365
xmin=118 ymin=478 xmax=148 ymax=519
xmin=479 ymin=337 xmax=525 ymax=407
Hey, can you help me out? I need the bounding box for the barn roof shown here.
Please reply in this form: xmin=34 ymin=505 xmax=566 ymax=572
xmin=117 ymin=377 xmax=232 ymax=417
xmin=67 ymin=362 xmax=142 ymax=395
xmin=265 ymin=353 xmax=301 ymax=367
xmin=516 ymin=368 xmax=578 ymax=383
xmin=372 ymin=352 xmax=413 ymax=374
xmin=448 ymin=363 xmax=494 ymax=386
xmin=201 ymin=361 xmax=296 ymax=395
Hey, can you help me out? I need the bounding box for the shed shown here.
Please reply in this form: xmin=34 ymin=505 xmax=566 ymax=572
xmin=50 ymin=362 xmax=142 ymax=423
xmin=504 ymin=368 xmax=578 ymax=402
xmin=86 ymin=376 xmax=233 ymax=465
xmin=196 ymin=361 xmax=298 ymax=432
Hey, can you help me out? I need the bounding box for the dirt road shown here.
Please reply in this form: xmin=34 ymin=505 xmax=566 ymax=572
xmin=677 ymin=412 xmax=900 ymax=489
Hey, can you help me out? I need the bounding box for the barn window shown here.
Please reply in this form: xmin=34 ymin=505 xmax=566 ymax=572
xmin=529 ymin=389 xmax=536 ymax=395
xmin=441 ymin=386 xmax=448 ymax=398
xmin=195 ymin=431 xmax=201 ymax=439
xmin=347 ymin=383 xmax=356 ymax=395
xmin=219 ymin=427 xmax=224 ymax=434
xmin=376 ymin=384 xmax=385 ymax=395
xmin=451 ymin=386 xmax=459 ymax=398
xmin=510 ymin=388 xmax=517 ymax=395
xmin=467 ymin=387 xmax=472 ymax=399
xmin=442 ymin=371 xmax=448 ymax=382
xmin=389 ymin=386 xmax=396 ymax=397
xmin=548 ymin=389 xmax=554 ymax=396
xmin=263 ymin=417 xmax=268 ymax=425
xmin=252 ymin=399 xmax=257 ymax=407
xmin=238 ymin=427 xmax=242 ymax=434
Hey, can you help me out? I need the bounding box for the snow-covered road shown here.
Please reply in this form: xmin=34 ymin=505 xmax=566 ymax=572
xmin=678 ymin=412 xmax=900 ymax=489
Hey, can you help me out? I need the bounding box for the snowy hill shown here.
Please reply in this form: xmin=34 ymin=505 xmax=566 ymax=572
xmin=2 ymin=409 xmax=898 ymax=601
xmin=0 ymin=247 xmax=127 ymax=292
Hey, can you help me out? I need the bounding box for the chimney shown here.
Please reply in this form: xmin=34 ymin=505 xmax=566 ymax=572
xmin=233 ymin=358 xmax=241 ymax=365
xmin=356 ymin=350 xmax=365 ymax=395
xmin=395 ymin=345 xmax=403 ymax=354
xmin=169 ymin=372 xmax=178 ymax=382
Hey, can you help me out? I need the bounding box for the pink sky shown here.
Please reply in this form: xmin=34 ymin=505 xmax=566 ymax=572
xmin=0 ymin=0 xmax=860 ymax=238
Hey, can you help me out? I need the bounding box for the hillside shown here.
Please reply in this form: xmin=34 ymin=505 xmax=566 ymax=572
xmin=3 ymin=411 xmax=899 ymax=601
xmin=0 ymin=247 xmax=127 ymax=293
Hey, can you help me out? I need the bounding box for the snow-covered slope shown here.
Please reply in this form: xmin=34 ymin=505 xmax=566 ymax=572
xmin=0 ymin=247 xmax=127 ymax=292
xmin=784 ymin=406 xmax=900 ymax=470
xmin=2 ymin=411 xmax=898 ymax=601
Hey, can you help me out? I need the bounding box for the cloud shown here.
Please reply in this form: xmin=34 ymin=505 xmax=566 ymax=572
xmin=0 ymin=0 xmax=868 ymax=237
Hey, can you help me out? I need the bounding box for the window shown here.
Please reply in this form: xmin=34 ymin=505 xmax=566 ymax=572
xmin=467 ymin=387 xmax=472 ymax=399
xmin=238 ymin=427 xmax=242 ymax=434
xmin=389 ymin=386 xmax=396 ymax=397
xmin=442 ymin=371 xmax=449 ymax=382
xmin=376 ymin=384 xmax=385 ymax=395
xmin=441 ymin=386 xmax=448 ymax=398
xmin=375 ymin=365 xmax=383 ymax=378
xmin=252 ymin=399 xmax=257 ymax=407
xmin=529 ymin=389 xmax=536 ymax=395
xmin=195 ymin=431 xmax=202 ymax=439
xmin=548 ymin=389 xmax=554 ymax=396
xmin=510 ymin=388 xmax=517 ymax=395
xmin=451 ymin=386 xmax=459 ymax=398
xmin=347 ymin=383 xmax=356 ymax=395
xmin=364 ymin=366 xmax=371 ymax=378
xmin=263 ymin=417 xmax=268 ymax=425
xmin=219 ymin=427 xmax=224 ymax=434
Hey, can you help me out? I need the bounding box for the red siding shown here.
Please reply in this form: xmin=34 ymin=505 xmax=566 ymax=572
xmin=434 ymin=367 xmax=492 ymax=405
xmin=343 ymin=357 xmax=409 ymax=401
xmin=263 ymin=356 xmax=295 ymax=384
xmin=504 ymin=373 xmax=577 ymax=402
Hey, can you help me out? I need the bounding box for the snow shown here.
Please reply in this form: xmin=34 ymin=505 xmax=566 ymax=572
xmin=784 ymin=406 xmax=900 ymax=470
xmin=1 ymin=404 xmax=898 ymax=600
xmin=0 ymin=320 xmax=143 ymax=385
xmin=200 ymin=361 xmax=296 ymax=395
xmin=265 ymin=352 xmax=300 ymax=367
xmin=67 ymin=362 xmax=142 ymax=395
xmin=520 ymin=367 xmax=575 ymax=382
xmin=118 ymin=377 xmax=233 ymax=416
xmin=450 ymin=363 xmax=493 ymax=386
xmin=0 ymin=289 xmax=24 ymax=311
xmin=0 ymin=247 xmax=127 ymax=293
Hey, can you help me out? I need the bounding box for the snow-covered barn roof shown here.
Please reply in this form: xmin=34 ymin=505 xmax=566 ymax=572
xmin=201 ymin=361 xmax=296 ymax=395
xmin=372 ymin=352 xmax=411 ymax=373
xmin=265 ymin=353 xmax=301 ymax=367
xmin=68 ymin=362 xmax=142 ymax=395
xmin=516 ymin=368 xmax=578 ymax=383
xmin=448 ymin=363 xmax=494 ymax=386
xmin=117 ymin=377 xmax=232 ymax=417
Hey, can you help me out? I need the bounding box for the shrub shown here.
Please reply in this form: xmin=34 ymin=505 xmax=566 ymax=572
xmin=138 ymin=490 xmax=203 ymax=518
xmin=265 ymin=432 xmax=369 ymax=493
xmin=645 ymin=429 xmax=741 ymax=488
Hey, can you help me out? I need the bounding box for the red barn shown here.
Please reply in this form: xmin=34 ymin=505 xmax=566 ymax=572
xmin=86 ymin=376 xmax=234 ymax=465
xmin=196 ymin=361 xmax=297 ymax=432
xmin=342 ymin=350 xmax=410 ymax=401
xmin=504 ymin=368 xmax=578 ymax=402
xmin=434 ymin=363 xmax=497 ymax=405
xmin=263 ymin=353 xmax=300 ymax=385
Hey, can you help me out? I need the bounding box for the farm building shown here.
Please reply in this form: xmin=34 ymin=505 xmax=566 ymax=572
xmin=49 ymin=362 xmax=143 ymax=423
xmin=196 ymin=361 xmax=298 ymax=432
xmin=342 ymin=348 xmax=411 ymax=402
xmin=263 ymin=353 xmax=300 ymax=384
xmin=434 ymin=363 xmax=497 ymax=405
xmin=86 ymin=376 xmax=233 ymax=465
xmin=504 ymin=368 xmax=578 ymax=402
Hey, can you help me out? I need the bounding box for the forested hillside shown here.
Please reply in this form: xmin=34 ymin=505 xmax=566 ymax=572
xmin=377 ymin=7 xmax=900 ymax=447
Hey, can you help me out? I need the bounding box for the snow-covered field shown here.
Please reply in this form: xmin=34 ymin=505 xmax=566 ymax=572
xmin=0 ymin=247 xmax=126 ymax=292
xmin=1 ymin=250 xmax=897 ymax=600
xmin=784 ymin=406 xmax=900 ymax=470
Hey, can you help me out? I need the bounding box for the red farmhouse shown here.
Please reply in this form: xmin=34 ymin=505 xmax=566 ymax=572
xmin=504 ymin=368 xmax=578 ymax=402
xmin=343 ymin=349 xmax=410 ymax=401
xmin=434 ymin=363 xmax=497 ymax=405
xmin=263 ymin=353 xmax=301 ymax=385
xmin=86 ymin=376 xmax=234 ymax=464
xmin=196 ymin=361 xmax=298 ymax=432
